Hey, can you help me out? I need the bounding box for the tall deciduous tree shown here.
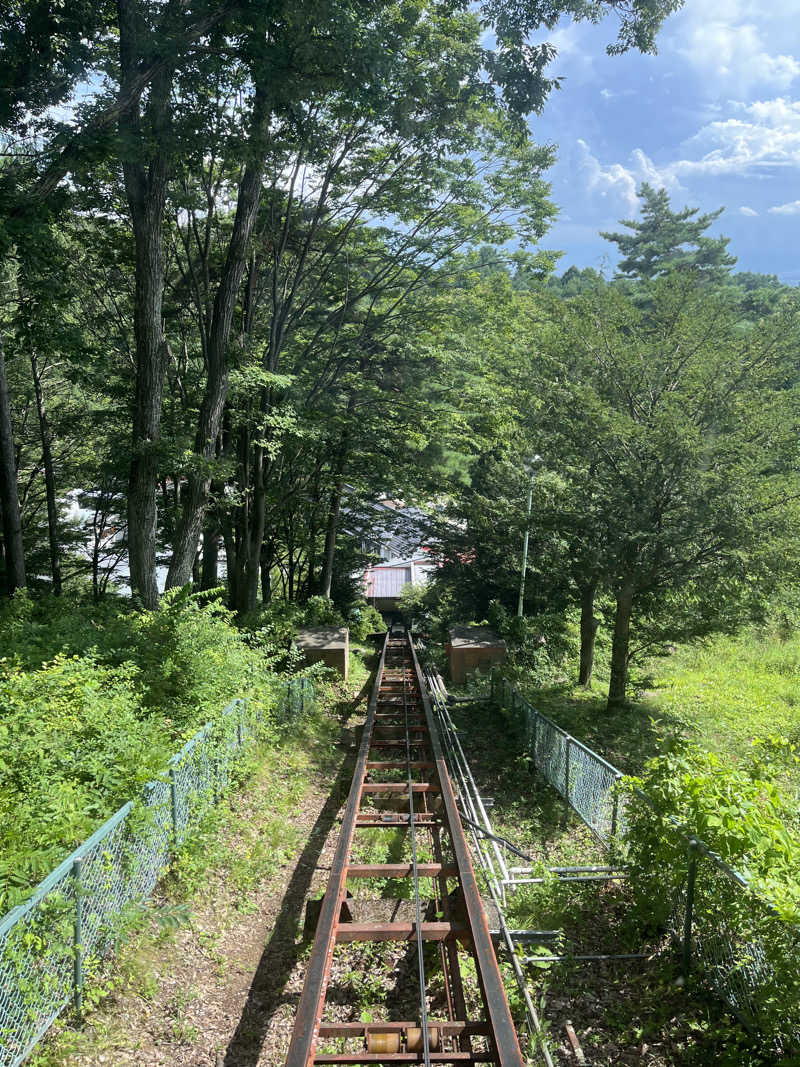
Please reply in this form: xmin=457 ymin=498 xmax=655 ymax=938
xmin=0 ymin=334 xmax=25 ymax=594
xmin=546 ymin=274 xmax=800 ymax=705
xmin=1 ymin=0 xmax=683 ymax=606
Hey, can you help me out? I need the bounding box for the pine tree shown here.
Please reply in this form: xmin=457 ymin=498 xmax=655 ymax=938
xmin=601 ymin=182 xmax=736 ymax=282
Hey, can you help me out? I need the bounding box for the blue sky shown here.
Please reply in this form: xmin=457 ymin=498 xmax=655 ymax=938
xmin=526 ymin=0 xmax=800 ymax=282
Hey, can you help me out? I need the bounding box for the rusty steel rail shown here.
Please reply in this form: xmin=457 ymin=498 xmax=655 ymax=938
xmin=286 ymin=631 xmax=524 ymax=1066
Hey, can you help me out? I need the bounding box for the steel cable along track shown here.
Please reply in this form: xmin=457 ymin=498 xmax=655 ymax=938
xmin=286 ymin=631 xmax=524 ymax=1066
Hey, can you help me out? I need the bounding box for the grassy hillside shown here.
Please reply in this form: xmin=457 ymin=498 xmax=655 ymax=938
xmin=512 ymin=626 xmax=800 ymax=788
xmin=645 ymin=628 xmax=800 ymax=761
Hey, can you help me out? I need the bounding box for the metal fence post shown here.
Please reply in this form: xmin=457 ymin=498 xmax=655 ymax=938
xmin=73 ymin=856 xmax=84 ymax=1016
xmin=564 ymin=737 xmax=572 ymax=821
xmin=169 ymin=765 xmax=179 ymax=846
xmin=611 ymin=773 xmax=622 ymax=840
xmin=490 ymin=670 xmax=495 ymax=702
xmin=682 ymin=840 xmax=699 ymax=981
xmin=300 ymin=678 xmax=306 ymax=715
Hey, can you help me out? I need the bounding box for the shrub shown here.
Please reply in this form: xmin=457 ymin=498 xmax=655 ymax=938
xmin=348 ymin=602 xmax=386 ymax=641
xmin=625 ymin=734 xmax=800 ymax=922
xmin=0 ymin=589 xmax=290 ymax=907
xmin=301 ymin=595 xmax=345 ymax=628
xmin=487 ymin=600 xmax=580 ymax=685
xmin=0 ymin=655 xmax=172 ymax=910
xmin=126 ymin=587 xmax=272 ymax=731
xmin=624 ymin=735 xmax=800 ymax=1044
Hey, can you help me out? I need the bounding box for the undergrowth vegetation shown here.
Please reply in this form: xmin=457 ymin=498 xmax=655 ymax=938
xmin=627 ymin=734 xmax=800 ymax=922
xmin=446 ymin=606 xmax=800 ymax=1055
xmin=0 ymin=588 xmax=328 ymax=910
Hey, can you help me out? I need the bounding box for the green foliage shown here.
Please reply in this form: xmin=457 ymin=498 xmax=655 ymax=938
xmin=0 ymin=655 xmax=171 ymax=909
xmin=397 ymin=582 xmax=430 ymax=628
xmin=626 ymin=735 xmax=800 ymax=921
xmin=347 ymin=602 xmax=386 ymax=641
xmin=624 ymin=735 xmax=800 ymax=1043
xmin=487 ymin=598 xmax=580 ymax=684
xmin=601 ymin=182 xmax=736 ymax=282
xmin=127 ymin=588 xmax=275 ymax=731
xmin=301 ymin=595 xmax=345 ymax=628
xmin=0 ymin=591 xmax=293 ymax=908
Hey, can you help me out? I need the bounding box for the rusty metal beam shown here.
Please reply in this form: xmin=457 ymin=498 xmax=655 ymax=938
xmin=408 ymin=640 xmax=524 ymax=1066
xmin=313 ymin=1055 xmax=495 ymax=1064
xmin=335 ymin=921 xmax=467 ymax=943
xmin=313 ymin=1056 xmax=495 ymax=1064
xmin=346 ymin=863 xmax=457 ymax=879
xmin=318 ymin=1023 xmax=491 ymax=1038
xmin=361 ymin=782 xmax=439 ymax=793
xmin=286 ymin=633 xmax=389 ymax=1067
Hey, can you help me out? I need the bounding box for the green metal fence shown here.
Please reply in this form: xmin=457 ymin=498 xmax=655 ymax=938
xmin=492 ymin=671 xmax=800 ymax=1047
xmin=493 ymin=674 xmax=624 ymax=843
xmin=0 ymin=676 xmax=313 ymax=1067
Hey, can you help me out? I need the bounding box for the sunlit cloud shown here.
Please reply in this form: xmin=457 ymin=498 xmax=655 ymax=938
xmin=667 ymin=0 xmax=800 ymax=93
xmin=767 ymin=199 xmax=800 ymax=214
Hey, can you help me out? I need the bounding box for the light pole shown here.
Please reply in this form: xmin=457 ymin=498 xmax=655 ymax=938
xmin=517 ymin=454 xmax=542 ymax=617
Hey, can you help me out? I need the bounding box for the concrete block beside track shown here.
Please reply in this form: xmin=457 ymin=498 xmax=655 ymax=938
xmin=447 ymin=625 xmax=506 ymax=685
xmin=296 ymin=625 xmax=350 ymax=678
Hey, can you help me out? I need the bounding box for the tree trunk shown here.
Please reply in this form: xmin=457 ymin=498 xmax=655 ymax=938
xmin=200 ymin=521 xmax=219 ymax=589
xmin=221 ymin=520 xmax=237 ymax=607
xmin=30 ymin=353 xmax=62 ymax=595
xmin=0 ymin=509 xmax=6 ymax=584
xmin=320 ymin=398 xmax=355 ymax=600
xmin=260 ymin=541 xmax=272 ymax=602
xmin=577 ymin=580 xmax=598 ymax=688
xmin=608 ymin=581 xmax=635 ymax=706
xmin=118 ymin=0 xmax=173 ymax=609
xmin=320 ymin=483 xmax=343 ymax=601
xmin=304 ymin=463 xmax=323 ymax=597
xmin=165 ymin=88 xmax=271 ymax=589
xmin=242 ymin=442 xmax=267 ymax=614
xmin=0 ymin=335 xmax=25 ymax=594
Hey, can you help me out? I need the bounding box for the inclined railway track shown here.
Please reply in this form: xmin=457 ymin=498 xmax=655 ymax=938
xmin=286 ymin=631 xmax=524 ymax=1066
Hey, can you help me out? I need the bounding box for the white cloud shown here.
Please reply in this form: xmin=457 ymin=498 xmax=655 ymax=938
xmin=670 ymin=1 xmax=800 ymax=93
xmin=768 ymin=199 xmax=800 ymax=214
xmin=548 ymin=24 xmax=584 ymax=60
xmin=575 ymin=97 xmax=800 ymax=217
xmin=599 ymin=87 xmax=636 ymax=101
xmin=609 ymin=98 xmax=800 ymax=192
xmin=576 ymin=139 xmax=638 ymax=211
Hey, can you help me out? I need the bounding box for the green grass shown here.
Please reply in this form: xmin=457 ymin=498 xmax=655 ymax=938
xmin=644 ymin=627 xmax=800 ymax=759
xmin=513 ymin=626 xmax=800 ymax=785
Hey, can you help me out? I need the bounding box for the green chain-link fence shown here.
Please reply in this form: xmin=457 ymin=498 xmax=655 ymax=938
xmin=492 ymin=671 xmax=800 ymax=1048
xmin=493 ymin=674 xmax=624 ymax=842
xmin=0 ymin=676 xmax=314 ymax=1067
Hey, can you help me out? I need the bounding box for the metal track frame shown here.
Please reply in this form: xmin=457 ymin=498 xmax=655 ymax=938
xmin=286 ymin=632 xmax=524 ymax=1066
